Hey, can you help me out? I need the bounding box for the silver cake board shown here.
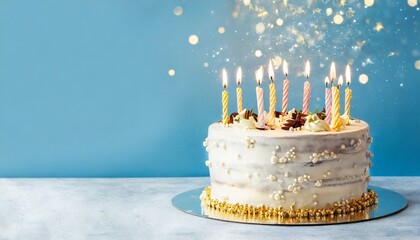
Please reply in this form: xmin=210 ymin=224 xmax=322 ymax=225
xmin=172 ymin=186 xmax=407 ymax=225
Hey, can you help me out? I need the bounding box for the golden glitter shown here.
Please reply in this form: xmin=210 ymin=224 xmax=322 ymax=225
xmin=173 ymin=6 xmax=183 ymax=16
xmin=232 ymin=11 xmax=239 ymax=18
xmin=346 ymin=7 xmax=355 ymax=18
xmin=408 ymin=0 xmax=418 ymax=7
xmin=313 ymin=8 xmax=321 ymax=14
xmin=374 ymin=22 xmax=384 ymax=32
xmin=326 ymin=8 xmax=333 ymax=16
xmin=356 ymin=40 xmax=366 ymax=49
xmin=333 ymin=14 xmax=344 ymax=24
xmin=256 ymin=23 xmax=266 ymax=34
xmin=276 ymin=18 xmax=284 ymax=26
xmin=359 ymin=74 xmax=369 ymax=84
xmin=243 ymin=0 xmax=251 ymax=6
xmin=415 ymin=60 xmax=420 ymax=70
xmin=387 ymin=52 xmax=399 ymax=57
xmin=188 ymin=35 xmax=199 ymax=45
xmin=272 ymin=56 xmax=283 ymax=67
xmin=255 ymin=50 xmax=263 ymax=57
xmin=218 ymin=27 xmax=225 ymax=34
xmin=340 ymin=0 xmax=347 ymax=7
xmin=168 ymin=69 xmax=175 ymax=76
xmin=364 ymin=0 xmax=375 ymax=7
xmin=201 ymin=187 xmax=378 ymax=220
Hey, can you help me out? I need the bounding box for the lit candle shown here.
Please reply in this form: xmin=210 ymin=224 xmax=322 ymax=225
xmin=281 ymin=60 xmax=289 ymax=114
xmin=255 ymin=66 xmax=265 ymax=129
xmin=222 ymin=68 xmax=229 ymax=126
xmin=268 ymin=60 xmax=276 ymax=125
xmin=344 ymin=65 xmax=352 ymax=124
xmin=331 ymin=75 xmax=343 ymax=131
xmin=236 ymin=67 xmax=243 ymax=113
xmin=302 ymin=60 xmax=311 ymax=114
xmin=324 ymin=77 xmax=332 ymax=124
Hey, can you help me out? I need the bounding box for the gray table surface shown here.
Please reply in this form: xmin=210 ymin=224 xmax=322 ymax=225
xmin=0 ymin=177 xmax=418 ymax=240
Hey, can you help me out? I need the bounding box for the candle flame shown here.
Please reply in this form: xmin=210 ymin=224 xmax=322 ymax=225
xmin=268 ymin=60 xmax=275 ymax=81
xmin=283 ymin=60 xmax=288 ymax=77
xmin=338 ymin=75 xmax=344 ymax=87
xmin=324 ymin=76 xmax=330 ymax=85
xmin=236 ymin=67 xmax=242 ymax=85
xmin=330 ymin=62 xmax=336 ymax=82
xmin=305 ymin=60 xmax=310 ymax=79
xmin=255 ymin=66 xmax=263 ymax=85
xmin=345 ymin=65 xmax=351 ymax=85
xmin=222 ymin=68 xmax=228 ymax=88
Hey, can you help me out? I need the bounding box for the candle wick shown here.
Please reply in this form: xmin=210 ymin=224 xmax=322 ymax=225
xmin=270 ymin=76 xmax=274 ymax=83
xmin=285 ymin=73 xmax=288 ymax=78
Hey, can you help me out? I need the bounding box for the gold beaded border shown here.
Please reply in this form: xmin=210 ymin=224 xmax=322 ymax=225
xmin=200 ymin=187 xmax=378 ymax=219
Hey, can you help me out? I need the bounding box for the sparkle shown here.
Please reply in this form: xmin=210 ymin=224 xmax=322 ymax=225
xmin=387 ymin=52 xmax=399 ymax=57
xmin=326 ymin=8 xmax=333 ymax=16
xmin=276 ymin=18 xmax=284 ymax=26
xmin=333 ymin=14 xmax=344 ymax=24
xmin=255 ymin=50 xmax=263 ymax=57
xmin=415 ymin=60 xmax=420 ymax=70
xmin=313 ymin=8 xmax=321 ymax=14
xmin=364 ymin=0 xmax=375 ymax=7
xmin=168 ymin=69 xmax=176 ymax=76
xmin=173 ymin=6 xmax=183 ymax=16
xmin=408 ymin=0 xmax=418 ymax=7
xmin=218 ymin=27 xmax=225 ymax=34
xmin=374 ymin=22 xmax=384 ymax=32
xmin=256 ymin=23 xmax=266 ymax=34
xmin=359 ymin=74 xmax=369 ymax=84
xmin=188 ymin=35 xmax=199 ymax=45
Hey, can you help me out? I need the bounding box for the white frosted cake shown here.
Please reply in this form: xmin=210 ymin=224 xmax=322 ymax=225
xmin=201 ymin=109 xmax=377 ymax=218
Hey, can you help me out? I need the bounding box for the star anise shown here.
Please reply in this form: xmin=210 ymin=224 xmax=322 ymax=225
xmin=281 ymin=112 xmax=307 ymax=130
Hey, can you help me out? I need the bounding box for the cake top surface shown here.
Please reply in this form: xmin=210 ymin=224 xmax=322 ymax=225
xmin=209 ymin=119 xmax=368 ymax=138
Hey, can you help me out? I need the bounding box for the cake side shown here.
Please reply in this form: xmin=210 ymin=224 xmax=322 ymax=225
xmin=204 ymin=120 xmax=373 ymax=209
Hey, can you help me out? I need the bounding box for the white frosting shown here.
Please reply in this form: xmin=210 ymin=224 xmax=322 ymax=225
xmin=205 ymin=120 xmax=372 ymax=209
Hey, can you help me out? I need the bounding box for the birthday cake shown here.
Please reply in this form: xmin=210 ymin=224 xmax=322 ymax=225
xmin=200 ymin=62 xmax=377 ymax=219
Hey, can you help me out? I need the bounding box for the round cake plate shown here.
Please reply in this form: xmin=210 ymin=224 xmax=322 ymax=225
xmin=172 ymin=186 xmax=407 ymax=225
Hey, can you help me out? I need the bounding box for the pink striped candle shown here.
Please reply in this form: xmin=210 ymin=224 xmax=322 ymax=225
xmin=282 ymin=60 xmax=289 ymax=114
xmin=255 ymin=66 xmax=265 ymax=129
xmin=325 ymin=77 xmax=332 ymax=124
xmin=302 ymin=61 xmax=311 ymax=114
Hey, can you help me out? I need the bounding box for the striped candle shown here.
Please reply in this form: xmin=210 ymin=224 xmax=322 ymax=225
xmin=222 ymin=69 xmax=229 ymax=126
xmin=236 ymin=67 xmax=243 ymax=113
xmin=325 ymin=77 xmax=332 ymax=124
xmin=282 ymin=60 xmax=289 ymax=114
xmin=268 ymin=60 xmax=276 ymax=125
xmin=255 ymin=66 xmax=265 ymax=128
xmin=302 ymin=60 xmax=311 ymax=114
xmin=331 ymin=75 xmax=343 ymax=131
xmin=344 ymin=65 xmax=352 ymax=124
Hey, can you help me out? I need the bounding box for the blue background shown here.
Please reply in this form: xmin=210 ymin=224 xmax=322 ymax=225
xmin=0 ymin=0 xmax=419 ymax=177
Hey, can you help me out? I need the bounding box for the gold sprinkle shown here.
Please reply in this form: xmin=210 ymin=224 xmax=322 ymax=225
xmin=200 ymin=187 xmax=378 ymax=220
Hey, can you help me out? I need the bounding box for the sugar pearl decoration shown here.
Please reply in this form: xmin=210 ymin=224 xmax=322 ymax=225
xmin=267 ymin=175 xmax=277 ymax=181
xmin=315 ymin=180 xmax=323 ymax=187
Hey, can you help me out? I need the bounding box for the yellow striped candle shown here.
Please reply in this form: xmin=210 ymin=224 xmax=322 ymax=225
xmin=222 ymin=69 xmax=229 ymax=126
xmin=331 ymin=75 xmax=343 ymax=131
xmin=344 ymin=65 xmax=352 ymax=124
xmin=236 ymin=67 xmax=243 ymax=113
xmin=268 ymin=60 xmax=276 ymax=125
